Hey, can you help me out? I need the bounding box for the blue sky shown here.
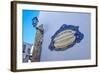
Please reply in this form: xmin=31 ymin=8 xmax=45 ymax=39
xmin=23 ymin=10 xmax=40 ymax=44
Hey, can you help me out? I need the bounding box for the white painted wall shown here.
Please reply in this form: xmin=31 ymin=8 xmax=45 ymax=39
xmin=0 ymin=0 xmax=99 ymax=73
xmin=39 ymin=11 xmax=91 ymax=61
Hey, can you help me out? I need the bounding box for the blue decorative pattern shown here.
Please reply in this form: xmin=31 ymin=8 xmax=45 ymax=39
xmin=49 ymin=24 xmax=84 ymax=51
xmin=32 ymin=17 xmax=39 ymax=27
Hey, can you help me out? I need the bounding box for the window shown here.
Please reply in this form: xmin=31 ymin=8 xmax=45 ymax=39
xmin=23 ymin=44 xmax=26 ymax=53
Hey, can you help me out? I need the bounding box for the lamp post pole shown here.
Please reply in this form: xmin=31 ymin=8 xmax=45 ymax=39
xmin=30 ymin=17 xmax=44 ymax=62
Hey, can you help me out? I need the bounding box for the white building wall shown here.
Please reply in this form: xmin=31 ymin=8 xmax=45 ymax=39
xmin=38 ymin=11 xmax=91 ymax=61
xmin=23 ymin=42 xmax=32 ymax=62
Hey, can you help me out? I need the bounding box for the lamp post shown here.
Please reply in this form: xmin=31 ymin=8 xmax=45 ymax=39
xmin=30 ymin=17 xmax=44 ymax=62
